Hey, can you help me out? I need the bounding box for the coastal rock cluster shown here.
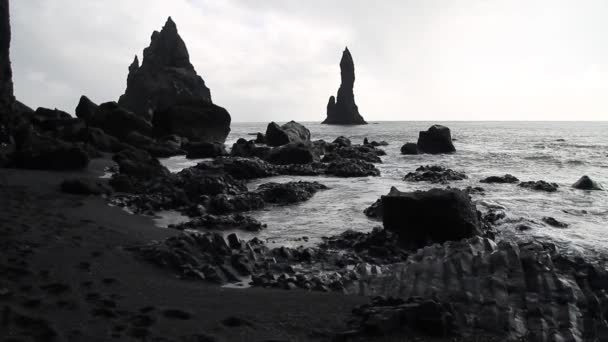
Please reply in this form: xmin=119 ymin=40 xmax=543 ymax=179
xmin=323 ymin=48 xmax=367 ymax=125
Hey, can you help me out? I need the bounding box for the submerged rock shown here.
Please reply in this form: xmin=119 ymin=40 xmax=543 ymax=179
xmin=265 ymin=121 xmax=310 ymax=147
xmin=322 ymin=145 xmax=383 ymax=164
xmin=480 ymin=174 xmax=519 ymax=184
xmin=416 ymin=125 xmax=455 ymax=154
xmin=403 ymin=165 xmax=467 ymax=184
xmin=542 ymin=216 xmax=569 ymax=228
xmin=326 ymin=159 xmax=380 ymax=177
xmin=322 ymin=48 xmax=367 ymax=125
xmin=519 ymin=180 xmax=559 ymax=192
xmin=119 ymin=17 xmax=230 ymax=142
xmin=572 ymin=175 xmax=603 ymax=190
xmin=382 ymin=188 xmax=482 ymax=248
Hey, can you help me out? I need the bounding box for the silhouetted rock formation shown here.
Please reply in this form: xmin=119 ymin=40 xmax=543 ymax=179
xmin=572 ymin=175 xmax=603 ymax=191
xmin=0 ymin=0 xmax=13 ymax=121
xmin=417 ymin=125 xmax=456 ymax=154
xmin=119 ymin=17 xmax=230 ymax=142
xmin=322 ymin=48 xmax=367 ymax=125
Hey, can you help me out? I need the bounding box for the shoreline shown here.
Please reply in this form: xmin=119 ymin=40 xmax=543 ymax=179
xmin=0 ymin=161 xmax=370 ymax=341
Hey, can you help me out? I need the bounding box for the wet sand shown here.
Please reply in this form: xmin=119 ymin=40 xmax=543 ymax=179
xmin=0 ymin=158 xmax=368 ymax=341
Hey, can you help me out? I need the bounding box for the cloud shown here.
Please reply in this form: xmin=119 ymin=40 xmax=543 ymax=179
xmin=10 ymin=0 xmax=608 ymax=121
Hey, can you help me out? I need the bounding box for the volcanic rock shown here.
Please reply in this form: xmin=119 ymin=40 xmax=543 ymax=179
xmin=325 ymin=159 xmax=380 ymax=177
xmin=322 ymin=48 xmax=367 ymax=125
xmin=86 ymin=101 xmax=153 ymax=140
xmin=230 ymin=138 xmax=270 ymax=159
xmin=382 ymin=188 xmax=482 ymax=248
xmin=416 ymin=125 xmax=456 ymax=154
xmin=403 ymin=165 xmax=467 ymax=184
xmin=518 ymin=180 xmax=559 ymax=192
xmin=0 ymin=0 xmax=13 ymax=120
xmin=173 ymin=214 xmax=265 ymax=232
xmin=265 ymin=121 xmax=310 ymax=147
xmin=322 ymin=145 xmax=383 ymax=164
xmin=113 ymin=148 xmax=169 ymax=178
xmin=333 ymin=136 xmax=351 ymax=147
xmin=400 ymin=142 xmax=418 ymax=155
xmin=125 ymin=131 xmax=184 ymax=158
xmin=183 ymin=141 xmax=226 ymax=159
xmin=480 ymin=174 xmax=519 ymax=184
xmin=256 ymin=181 xmax=328 ymax=205
xmin=119 ymin=17 xmax=231 ymax=142
xmin=572 ymin=175 xmax=603 ymax=190
xmin=364 ymin=187 xmax=401 ymax=220
xmin=267 ymin=142 xmax=318 ymax=165
xmin=542 ymin=216 xmax=569 ymax=228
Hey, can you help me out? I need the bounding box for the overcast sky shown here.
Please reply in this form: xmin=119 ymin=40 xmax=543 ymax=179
xmin=10 ymin=0 xmax=608 ymax=121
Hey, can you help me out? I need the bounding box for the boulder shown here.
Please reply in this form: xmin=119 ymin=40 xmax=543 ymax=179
xmin=267 ymin=142 xmax=318 ymax=165
xmin=322 ymin=145 xmax=383 ymax=163
xmin=255 ymin=132 xmax=265 ymax=144
xmin=325 ymin=159 xmax=380 ymax=177
xmin=118 ymin=17 xmax=231 ymax=142
xmin=518 ymin=180 xmax=558 ymax=192
xmin=60 ymin=178 xmax=112 ymax=195
xmin=364 ymin=187 xmax=401 ymax=220
xmin=255 ymin=181 xmax=328 ymax=205
xmin=87 ymin=101 xmax=153 ymax=140
xmin=332 ymin=136 xmax=351 ymax=147
xmin=152 ymin=100 xmax=231 ymax=143
xmin=230 ymin=138 xmax=270 ymax=159
xmin=542 ymin=217 xmax=568 ymax=228
xmin=382 ymin=188 xmax=482 ymax=248
xmin=77 ymin=127 xmax=125 ymax=153
xmin=113 ymin=148 xmax=169 ymax=178
xmin=322 ymin=47 xmax=367 ymax=125
xmin=417 ymin=125 xmax=455 ymax=154
xmin=403 ymin=165 xmax=467 ymax=184
xmin=400 ymin=143 xmax=418 ymax=155
xmin=183 ymin=141 xmax=226 ymax=159
xmin=199 ymin=157 xmax=276 ymax=180
xmin=265 ymin=121 xmax=310 ymax=147
xmin=572 ymin=175 xmax=603 ymax=190
xmin=125 ymin=131 xmax=184 ymax=158
xmin=75 ymin=95 xmax=98 ymax=122
xmin=480 ymin=174 xmax=519 ymax=184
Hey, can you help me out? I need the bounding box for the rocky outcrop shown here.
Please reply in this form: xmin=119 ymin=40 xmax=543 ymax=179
xmin=322 ymin=48 xmax=367 ymax=125
xmin=572 ymin=175 xmax=603 ymax=190
xmin=60 ymin=178 xmax=112 ymax=196
xmin=267 ymin=142 xmax=318 ymax=165
xmin=183 ymin=141 xmax=226 ymax=159
xmin=403 ymin=165 xmax=467 ymax=184
xmin=519 ymin=180 xmax=559 ymax=192
xmin=416 ymin=125 xmax=455 ymax=154
xmin=364 ymin=187 xmax=401 ymax=220
xmin=256 ymin=181 xmax=327 ymax=205
xmin=172 ymin=214 xmax=265 ymax=232
xmin=480 ymin=174 xmax=519 ymax=184
xmin=119 ymin=17 xmax=231 ymax=142
xmin=83 ymin=101 xmax=153 ymax=140
xmin=382 ymin=188 xmax=482 ymax=248
xmin=0 ymin=0 xmax=13 ymax=121
xmin=264 ymin=121 xmax=310 ymax=146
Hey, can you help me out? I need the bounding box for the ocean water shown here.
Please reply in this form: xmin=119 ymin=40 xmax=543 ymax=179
xmin=160 ymin=121 xmax=608 ymax=260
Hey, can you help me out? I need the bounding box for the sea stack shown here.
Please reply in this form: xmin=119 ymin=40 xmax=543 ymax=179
xmin=119 ymin=17 xmax=231 ymax=142
xmin=0 ymin=0 xmax=14 ymax=119
xmin=322 ymin=47 xmax=367 ymax=125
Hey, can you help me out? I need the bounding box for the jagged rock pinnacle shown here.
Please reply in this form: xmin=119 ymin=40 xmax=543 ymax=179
xmin=0 ymin=0 xmax=14 ymax=117
xmin=322 ymin=47 xmax=367 ymax=125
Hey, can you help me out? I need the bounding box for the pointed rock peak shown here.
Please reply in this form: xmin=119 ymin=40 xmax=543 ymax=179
xmin=162 ymin=16 xmax=177 ymax=32
xmin=129 ymin=55 xmax=139 ymax=71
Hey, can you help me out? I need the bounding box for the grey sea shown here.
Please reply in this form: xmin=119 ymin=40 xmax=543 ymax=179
xmin=159 ymin=121 xmax=608 ymax=261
